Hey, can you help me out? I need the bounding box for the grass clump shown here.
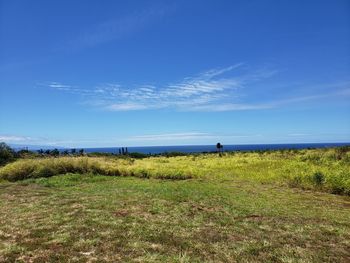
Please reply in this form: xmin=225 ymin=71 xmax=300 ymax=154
xmin=312 ymin=171 xmax=325 ymax=186
xmin=0 ymin=157 xmax=106 ymax=181
xmin=0 ymin=147 xmax=349 ymax=195
xmin=0 ymin=156 xmax=191 ymax=182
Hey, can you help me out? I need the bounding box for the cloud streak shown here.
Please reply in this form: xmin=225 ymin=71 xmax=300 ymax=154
xmin=42 ymin=65 xmax=350 ymax=112
xmin=44 ymin=64 xmax=276 ymax=111
xmin=127 ymin=132 xmax=263 ymax=142
xmin=64 ymin=5 xmax=169 ymax=51
xmin=128 ymin=132 xmax=214 ymax=141
xmin=0 ymin=135 xmax=33 ymax=142
xmin=2 ymin=132 xmax=349 ymax=148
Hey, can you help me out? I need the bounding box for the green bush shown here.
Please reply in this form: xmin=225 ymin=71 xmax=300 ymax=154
xmin=335 ymin=146 xmax=350 ymax=160
xmin=0 ymin=142 xmax=16 ymax=166
xmin=312 ymin=171 xmax=325 ymax=186
xmin=325 ymin=169 xmax=350 ymax=195
xmin=32 ymin=165 xmax=55 ymax=178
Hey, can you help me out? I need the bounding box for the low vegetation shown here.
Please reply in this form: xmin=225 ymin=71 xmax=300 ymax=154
xmin=0 ymin=146 xmax=349 ymax=261
xmin=0 ymin=147 xmax=349 ymax=195
xmin=1 ymin=174 xmax=349 ymax=262
xmin=0 ymin=142 xmax=16 ymax=166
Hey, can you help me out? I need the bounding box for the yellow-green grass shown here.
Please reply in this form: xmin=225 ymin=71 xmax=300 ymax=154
xmin=0 ymin=148 xmax=349 ymax=195
xmin=1 ymin=148 xmax=349 ymax=261
xmin=0 ymin=174 xmax=349 ymax=262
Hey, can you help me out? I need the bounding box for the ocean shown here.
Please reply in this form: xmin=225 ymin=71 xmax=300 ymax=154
xmin=82 ymin=142 xmax=350 ymax=155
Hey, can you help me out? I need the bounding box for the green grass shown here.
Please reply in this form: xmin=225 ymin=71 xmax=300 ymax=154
xmin=0 ymin=174 xmax=349 ymax=262
xmin=0 ymin=148 xmax=349 ymax=261
xmin=1 ymin=147 xmax=349 ymax=195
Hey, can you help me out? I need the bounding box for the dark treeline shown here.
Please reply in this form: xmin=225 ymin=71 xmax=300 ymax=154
xmin=2 ymin=141 xmax=350 ymax=167
xmin=37 ymin=148 xmax=85 ymax=157
xmin=0 ymin=141 xmax=196 ymax=166
xmin=0 ymin=143 xmax=86 ymax=166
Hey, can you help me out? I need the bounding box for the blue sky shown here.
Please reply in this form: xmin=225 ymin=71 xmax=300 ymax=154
xmin=0 ymin=0 xmax=349 ymax=147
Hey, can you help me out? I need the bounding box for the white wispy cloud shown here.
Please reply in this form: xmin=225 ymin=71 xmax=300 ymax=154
xmin=42 ymin=65 xmax=350 ymax=112
xmin=90 ymin=64 xmax=276 ymax=111
xmin=43 ymin=64 xmax=253 ymax=111
xmin=288 ymin=133 xmax=312 ymax=137
xmin=128 ymin=132 xmax=262 ymax=141
xmin=0 ymin=132 xmax=262 ymax=148
xmin=265 ymin=87 xmax=350 ymax=108
xmin=48 ymin=82 xmax=71 ymax=89
xmin=107 ymin=103 xmax=149 ymax=111
xmin=128 ymin=132 xmax=214 ymax=141
xmin=0 ymin=134 xmax=122 ymax=147
xmin=187 ymin=103 xmax=272 ymax=112
xmin=46 ymin=82 xmax=74 ymax=91
xmin=0 ymin=135 xmax=33 ymax=142
xmin=64 ymin=5 xmax=170 ymax=50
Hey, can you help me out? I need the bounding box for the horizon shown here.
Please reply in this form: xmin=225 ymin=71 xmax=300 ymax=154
xmin=8 ymin=141 xmax=350 ymax=151
xmin=1 ymin=0 xmax=349 ymax=147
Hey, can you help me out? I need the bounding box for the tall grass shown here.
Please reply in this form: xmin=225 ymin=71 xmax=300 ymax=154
xmin=0 ymin=148 xmax=349 ymax=195
xmin=0 ymin=157 xmax=191 ymax=181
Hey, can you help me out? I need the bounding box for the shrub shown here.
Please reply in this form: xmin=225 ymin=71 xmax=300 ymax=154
xmin=335 ymin=146 xmax=350 ymax=160
xmin=0 ymin=142 xmax=16 ymax=166
xmin=0 ymin=161 xmax=35 ymax=181
xmin=33 ymin=165 xmax=55 ymax=178
xmin=326 ymin=169 xmax=350 ymax=195
xmin=312 ymin=171 xmax=325 ymax=186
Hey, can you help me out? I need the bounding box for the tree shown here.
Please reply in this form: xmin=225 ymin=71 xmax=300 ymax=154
xmin=62 ymin=150 xmax=69 ymax=155
xmin=51 ymin=149 xmax=60 ymax=157
xmin=216 ymin=143 xmax=223 ymax=153
xmin=79 ymin=149 xmax=84 ymax=155
xmin=17 ymin=149 xmax=31 ymax=158
xmin=71 ymin=148 xmax=76 ymax=155
xmin=0 ymin=142 xmax=15 ymax=166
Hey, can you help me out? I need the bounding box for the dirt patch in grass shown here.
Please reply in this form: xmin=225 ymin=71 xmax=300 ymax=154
xmin=236 ymin=214 xmax=265 ymax=221
xmin=113 ymin=209 xmax=129 ymax=217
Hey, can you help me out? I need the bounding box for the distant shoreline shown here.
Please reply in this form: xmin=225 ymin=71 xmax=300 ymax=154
xmin=11 ymin=142 xmax=350 ymax=154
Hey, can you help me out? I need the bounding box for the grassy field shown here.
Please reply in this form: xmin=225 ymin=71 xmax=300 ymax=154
xmin=1 ymin=147 xmax=349 ymax=195
xmin=0 ymin=148 xmax=349 ymax=262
